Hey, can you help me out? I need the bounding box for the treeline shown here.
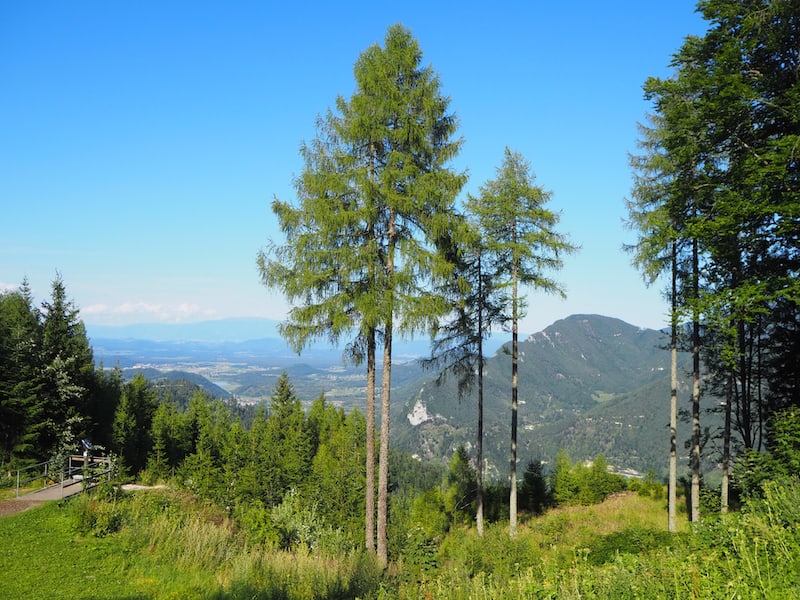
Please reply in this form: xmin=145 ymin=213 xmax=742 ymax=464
xmin=116 ymin=368 xmax=630 ymax=554
xmin=0 ymin=276 xmax=119 ymax=467
xmin=626 ymin=0 xmax=800 ymax=525
xmin=0 ymin=276 xmax=635 ymax=557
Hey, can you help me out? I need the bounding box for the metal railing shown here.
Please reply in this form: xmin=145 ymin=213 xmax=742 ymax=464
xmin=15 ymin=455 xmax=112 ymax=498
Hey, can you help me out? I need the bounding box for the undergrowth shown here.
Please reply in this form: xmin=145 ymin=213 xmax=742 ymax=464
xmin=2 ymin=481 xmax=799 ymax=599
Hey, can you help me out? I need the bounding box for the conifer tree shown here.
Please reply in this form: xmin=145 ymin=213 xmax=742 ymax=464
xmin=0 ymin=281 xmax=42 ymax=466
xmin=261 ymin=24 xmax=465 ymax=564
xmin=39 ymin=274 xmax=95 ymax=457
xmin=467 ymin=148 xmax=576 ymax=536
xmin=423 ymin=218 xmax=506 ymax=535
xmin=629 ymin=0 xmax=800 ymax=521
xmin=112 ymin=373 xmax=157 ymax=475
xmin=265 ymin=372 xmax=310 ymax=502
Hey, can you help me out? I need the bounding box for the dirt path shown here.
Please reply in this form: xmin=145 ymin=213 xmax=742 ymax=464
xmin=0 ymin=498 xmax=44 ymax=517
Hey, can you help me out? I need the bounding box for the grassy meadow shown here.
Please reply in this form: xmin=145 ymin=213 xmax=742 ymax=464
xmin=2 ymin=479 xmax=799 ymax=599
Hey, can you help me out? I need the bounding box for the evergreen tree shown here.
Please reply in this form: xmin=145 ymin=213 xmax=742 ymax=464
xmin=309 ymin=408 xmax=366 ymax=541
xmin=0 ymin=282 xmax=42 ymax=466
xmin=147 ymin=400 xmax=181 ymax=481
xmin=112 ymin=373 xmax=157 ymax=475
xmin=38 ymin=274 xmax=96 ymax=457
xmin=261 ymin=24 xmax=465 ymax=564
xmin=422 ymin=218 xmax=507 ymax=535
xmin=629 ymin=0 xmax=800 ymax=521
xmin=467 ymin=148 xmax=576 ymax=536
xmin=87 ymin=366 xmax=122 ymax=451
xmin=519 ymin=458 xmax=550 ymax=515
xmin=444 ymin=446 xmax=477 ymax=525
xmin=551 ymin=449 xmax=579 ymax=506
xmin=265 ymin=372 xmax=310 ymax=502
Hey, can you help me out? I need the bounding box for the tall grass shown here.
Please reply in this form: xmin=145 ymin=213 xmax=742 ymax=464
xmin=2 ymin=487 xmax=383 ymax=599
xmin=385 ymin=484 xmax=800 ymax=599
xmin=3 ymin=482 xmax=798 ymax=598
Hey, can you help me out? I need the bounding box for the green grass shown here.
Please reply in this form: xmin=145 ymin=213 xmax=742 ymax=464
xmin=3 ymin=483 xmax=799 ymax=599
xmin=0 ymin=501 xmax=148 ymax=599
xmin=0 ymin=488 xmax=381 ymax=599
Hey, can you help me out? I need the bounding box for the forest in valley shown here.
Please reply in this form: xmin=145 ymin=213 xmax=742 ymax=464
xmin=2 ymin=0 xmax=800 ymax=597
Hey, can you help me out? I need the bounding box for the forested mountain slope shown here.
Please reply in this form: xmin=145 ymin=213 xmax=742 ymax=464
xmin=393 ymin=314 xmax=701 ymax=478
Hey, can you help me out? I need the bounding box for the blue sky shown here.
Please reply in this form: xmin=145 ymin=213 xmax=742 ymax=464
xmin=0 ymin=1 xmax=708 ymax=336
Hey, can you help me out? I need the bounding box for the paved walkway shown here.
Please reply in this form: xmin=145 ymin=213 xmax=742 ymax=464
xmin=22 ymin=478 xmax=85 ymax=501
xmin=0 ymin=478 xmax=86 ymax=517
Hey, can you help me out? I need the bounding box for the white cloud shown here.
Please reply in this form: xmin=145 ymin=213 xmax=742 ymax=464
xmin=82 ymin=301 xmax=218 ymax=324
xmin=0 ymin=282 xmax=20 ymax=293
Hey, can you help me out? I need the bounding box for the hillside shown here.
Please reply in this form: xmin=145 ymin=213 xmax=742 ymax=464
xmin=393 ymin=314 xmax=700 ymax=477
xmin=91 ymin=314 xmax=713 ymax=477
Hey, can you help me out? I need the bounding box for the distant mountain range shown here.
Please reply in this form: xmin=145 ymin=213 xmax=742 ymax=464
xmin=394 ymin=314 xmax=711 ymax=479
xmin=86 ymin=318 xmax=282 ymax=343
xmin=88 ymin=315 xmax=713 ymax=479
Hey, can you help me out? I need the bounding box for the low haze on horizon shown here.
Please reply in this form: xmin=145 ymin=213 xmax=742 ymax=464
xmin=1 ymin=1 xmax=707 ymax=336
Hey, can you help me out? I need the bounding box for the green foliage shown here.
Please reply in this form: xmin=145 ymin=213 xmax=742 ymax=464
xmin=70 ymin=493 xmax=125 ymax=537
xmin=409 ymin=487 xmax=450 ymax=541
xmin=444 ymin=446 xmax=476 ymax=525
xmin=768 ymin=405 xmax=800 ymax=476
xmin=6 ymin=477 xmax=800 ymax=598
xmin=467 ymin=148 xmax=577 ymax=303
xmin=389 ymin=448 xmax=445 ymax=493
xmin=112 ymin=372 xmax=158 ymax=476
xmin=0 ymin=276 xmax=114 ymax=469
xmin=519 ymin=458 xmax=550 ymax=514
xmin=585 ymin=525 xmax=675 ymax=566
xmin=628 ymin=0 xmax=800 ymax=477
xmin=734 ymin=407 xmax=800 ymax=499
xmin=551 ymin=449 xmax=579 ymax=505
xmin=551 ymin=450 xmax=627 ymax=507
xmin=629 ymin=470 xmax=665 ymax=500
xmin=269 ymin=488 xmax=323 ymax=551
xmin=261 ymin=24 xmax=468 ymax=562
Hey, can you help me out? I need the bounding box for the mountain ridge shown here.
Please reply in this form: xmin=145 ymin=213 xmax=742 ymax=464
xmin=393 ymin=314 xmax=696 ymax=479
xmin=90 ymin=314 xmax=697 ymax=477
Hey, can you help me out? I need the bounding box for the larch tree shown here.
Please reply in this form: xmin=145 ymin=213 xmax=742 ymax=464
xmin=467 ymin=148 xmax=576 ymax=537
xmin=260 ymin=24 xmax=465 ymax=565
xmin=339 ymin=26 xmax=466 ymax=565
xmin=260 ymin=86 xmax=384 ymax=552
xmin=422 ymin=217 xmax=507 ymax=536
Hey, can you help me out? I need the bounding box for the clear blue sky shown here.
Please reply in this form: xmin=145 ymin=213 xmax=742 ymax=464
xmin=0 ymin=1 xmax=708 ymax=336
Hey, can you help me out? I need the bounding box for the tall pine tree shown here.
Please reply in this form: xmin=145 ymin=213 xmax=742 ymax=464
xmin=261 ymin=24 xmax=465 ymax=564
xmin=467 ymin=148 xmax=576 ymax=536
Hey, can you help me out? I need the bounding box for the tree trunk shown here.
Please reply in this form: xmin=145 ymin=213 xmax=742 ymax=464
xmin=691 ymin=237 xmax=701 ymax=523
xmin=669 ymin=241 xmax=678 ymax=533
xmin=476 ymin=331 xmax=485 ymax=537
xmin=509 ymin=261 xmax=519 ymax=537
xmin=365 ymin=144 xmax=377 ymax=552
xmin=476 ymin=253 xmax=485 ymax=537
xmin=377 ymin=209 xmax=396 ymax=567
xmin=365 ymin=329 xmax=376 ymax=552
xmin=377 ymin=325 xmax=391 ymax=566
xmin=721 ymin=371 xmax=732 ymax=514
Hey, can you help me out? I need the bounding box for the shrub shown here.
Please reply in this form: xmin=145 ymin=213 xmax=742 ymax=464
xmin=585 ymin=525 xmax=676 ymax=566
xmin=70 ymin=495 xmax=124 ymax=537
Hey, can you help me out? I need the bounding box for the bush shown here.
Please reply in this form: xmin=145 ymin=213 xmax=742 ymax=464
xmin=585 ymin=526 xmax=676 ymax=566
xmin=70 ymin=495 xmax=124 ymax=537
xmin=631 ymin=471 xmax=664 ymax=499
